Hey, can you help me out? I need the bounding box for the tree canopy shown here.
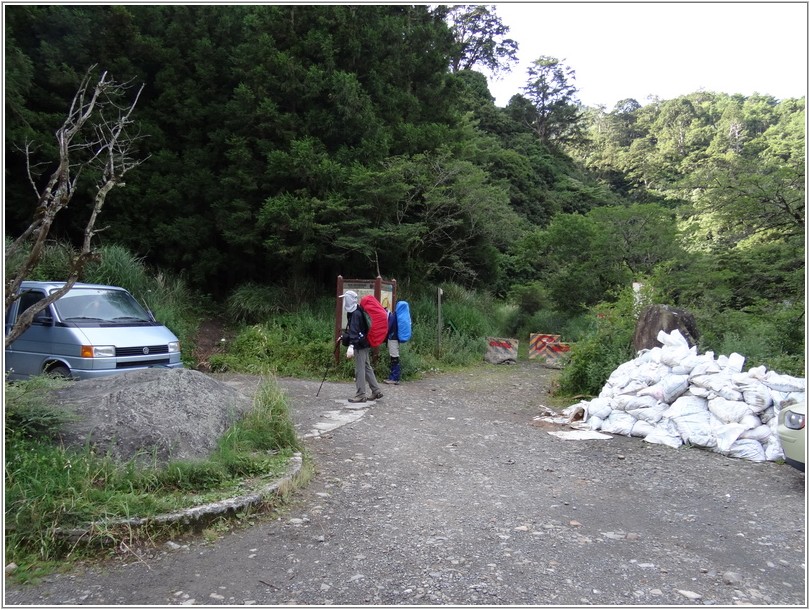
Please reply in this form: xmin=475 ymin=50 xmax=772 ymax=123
xmin=4 ymin=3 xmax=804 ymax=337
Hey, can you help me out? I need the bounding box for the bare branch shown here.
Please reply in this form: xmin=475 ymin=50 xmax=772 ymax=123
xmin=5 ymin=66 xmax=147 ymax=348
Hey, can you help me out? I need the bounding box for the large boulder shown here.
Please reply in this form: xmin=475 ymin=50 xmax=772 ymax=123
xmin=49 ymin=368 xmax=253 ymax=466
xmin=633 ymin=304 xmax=699 ymax=352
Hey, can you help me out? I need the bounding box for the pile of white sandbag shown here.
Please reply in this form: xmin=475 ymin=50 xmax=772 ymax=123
xmin=575 ymin=329 xmax=806 ymax=462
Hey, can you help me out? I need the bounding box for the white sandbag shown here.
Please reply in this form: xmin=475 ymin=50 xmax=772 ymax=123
xmin=664 ymin=396 xmax=714 ymax=447
xmin=585 ymin=398 xmax=612 ymax=420
xmin=687 ymin=386 xmax=711 ymax=398
xmin=762 ymin=371 xmax=805 ymax=393
xmin=725 ymin=352 xmax=746 ymax=373
xmin=638 ymin=374 xmax=690 ymax=403
xmin=759 ymin=406 xmax=776 ymax=424
xmin=613 ymin=394 xmax=659 ymax=411
xmin=600 ymin=411 xmax=638 ymax=436
xmin=763 ymin=437 xmax=784 ymax=462
xmin=644 ymin=418 xmax=684 ymax=448
xmin=562 ymin=403 xmax=587 ymax=422
xmin=715 ymin=385 xmax=744 ymax=402
xmin=587 ymin=415 xmax=604 ymax=431
xmin=658 ymin=328 xmax=689 ymax=348
xmin=635 ymin=348 xmax=661 ymax=364
xmin=739 ymin=424 xmax=772 ymax=443
xmin=607 ymin=360 xmax=643 ymax=385
xmin=614 ymin=379 xmax=652 ymax=396
xmin=723 ymin=438 xmax=766 ymax=462
xmin=599 ymin=384 xmax=616 ymax=399
xmin=738 ymin=380 xmax=773 ymax=413
xmin=691 ymin=372 xmax=734 ymax=393
xmin=671 ymin=352 xmax=713 ymax=376
xmin=628 ymin=403 xmax=668 ymax=424
xmin=773 ymin=391 xmax=806 ymax=411
xmin=738 ymin=413 xmax=762 ymax=431
xmin=661 ymin=345 xmax=693 ymax=368
xmin=746 ymin=365 xmax=768 ymax=381
xmin=664 ymin=395 xmax=708 ymax=419
xmin=689 ymin=358 xmax=721 ymax=378
xmin=633 ymin=361 xmax=671 ymax=386
xmin=714 ymin=423 xmax=747 ymax=453
xmin=708 ymin=397 xmax=752 ymax=424
xmin=629 ymin=419 xmax=655 ymax=438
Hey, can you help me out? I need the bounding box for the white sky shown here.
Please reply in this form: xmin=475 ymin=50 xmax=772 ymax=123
xmin=485 ymin=2 xmax=808 ymax=108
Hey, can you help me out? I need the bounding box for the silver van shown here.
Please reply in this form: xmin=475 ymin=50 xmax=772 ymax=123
xmin=4 ymin=281 xmax=183 ymax=380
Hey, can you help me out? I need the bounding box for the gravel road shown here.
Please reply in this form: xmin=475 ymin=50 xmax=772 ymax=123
xmin=5 ymin=362 xmax=806 ymax=606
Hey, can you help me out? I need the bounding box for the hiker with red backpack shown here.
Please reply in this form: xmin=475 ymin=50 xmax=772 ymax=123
xmin=338 ymin=290 xmax=384 ymax=403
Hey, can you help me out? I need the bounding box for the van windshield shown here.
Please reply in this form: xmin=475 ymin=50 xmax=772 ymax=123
xmin=52 ymin=288 xmax=153 ymax=324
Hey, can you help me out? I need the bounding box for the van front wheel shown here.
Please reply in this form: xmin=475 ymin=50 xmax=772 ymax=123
xmin=47 ymin=365 xmax=71 ymax=379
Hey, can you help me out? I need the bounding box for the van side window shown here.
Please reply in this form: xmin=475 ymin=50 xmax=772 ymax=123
xmin=17 ymin=290 xmax=46 ymax=320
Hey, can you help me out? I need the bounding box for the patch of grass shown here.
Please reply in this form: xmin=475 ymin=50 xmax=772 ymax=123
xmin=5 ymin=375 xmax=76 ymax=439
xmin=210 ymin=284 xmax=506 ymax=381
xmin=4 ymin=377 xmax=301 ymax=580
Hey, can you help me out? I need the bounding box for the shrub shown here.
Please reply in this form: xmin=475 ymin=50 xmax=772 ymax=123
xmin=557 ymin=287 xmax=637 ymax=397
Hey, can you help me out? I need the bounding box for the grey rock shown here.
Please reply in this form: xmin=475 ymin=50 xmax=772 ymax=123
xmin=723 ymin=571 xmax=743 ymax=585
xmin=50 ymin=368 xmax=253 ymax=466
xmin=633 ymin=304 xmax=699 ymax=351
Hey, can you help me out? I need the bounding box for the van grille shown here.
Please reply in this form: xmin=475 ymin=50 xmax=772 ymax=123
xmin=116 ymin=345 xmax=169 ymax=357
xmin=116 ymin=359 xmax=171 ymax=369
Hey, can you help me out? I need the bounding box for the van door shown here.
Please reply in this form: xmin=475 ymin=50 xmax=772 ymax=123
xmin=5 ymin=288 xmax=52 ymax=378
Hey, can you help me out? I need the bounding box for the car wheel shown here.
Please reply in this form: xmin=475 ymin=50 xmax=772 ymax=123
xmin=47 ymin=365 xmax=72 ymax=379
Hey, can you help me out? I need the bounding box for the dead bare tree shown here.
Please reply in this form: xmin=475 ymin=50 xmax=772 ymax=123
xmin=4 ymin=65 xmax=148 ymax=348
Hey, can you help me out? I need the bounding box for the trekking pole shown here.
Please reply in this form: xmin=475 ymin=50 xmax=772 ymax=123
xmin=316 ymin=339 xmax=341 ymax=397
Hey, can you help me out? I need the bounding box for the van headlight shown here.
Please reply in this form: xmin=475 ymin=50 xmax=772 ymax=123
xmin=168 ymin=341 xmax=180 ymax=353
xmin=81 ymin=345 xmax=115 ymax=358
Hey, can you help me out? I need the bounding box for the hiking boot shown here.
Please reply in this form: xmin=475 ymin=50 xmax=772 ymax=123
xmin=348 ymin=395 xmax=367 ymax=403
xmin=371 ymin=390 xmax=384 ymax=400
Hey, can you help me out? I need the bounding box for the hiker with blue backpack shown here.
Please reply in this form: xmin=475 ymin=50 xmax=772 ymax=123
xmin=384 ymin=300 xmax=412 ymax=385
xmin=383 ymin=309 xmax=400 ymax=385
xmin=339 ymin=290 xmax=384 ymax=403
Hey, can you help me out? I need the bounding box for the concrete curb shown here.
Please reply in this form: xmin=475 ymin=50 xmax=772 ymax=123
xmin=56 ymin=452 xmax=304 ymax=543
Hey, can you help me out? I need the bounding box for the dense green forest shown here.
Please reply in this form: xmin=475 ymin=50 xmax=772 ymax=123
xmin=4 ymin=5 xmax=805 ymax=372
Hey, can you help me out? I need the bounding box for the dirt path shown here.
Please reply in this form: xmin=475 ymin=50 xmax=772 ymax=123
xmin=5 ymin=362 xmax=806 ymax=606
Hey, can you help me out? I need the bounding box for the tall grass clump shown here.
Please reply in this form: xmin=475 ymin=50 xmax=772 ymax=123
xmin=226 ymin=282 xmax=287 ymax=324
xmin=83 ymin=244 xmax=152 ymax=296
xmin=219 ymin=379 xmax=301 ymax=455
xmin=4 ymin=238 xmax=74 ymax=280
xmin=210 ymin=302 xmax=339 ymax=377
xmin=226 ymin=278 xmax=325 ymax=324
xmin=5 ymin=376 xmax=75 ymax=439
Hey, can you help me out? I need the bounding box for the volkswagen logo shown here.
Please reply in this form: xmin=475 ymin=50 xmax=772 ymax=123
xmin=142 ymin=347 xmax=150 ymax=355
